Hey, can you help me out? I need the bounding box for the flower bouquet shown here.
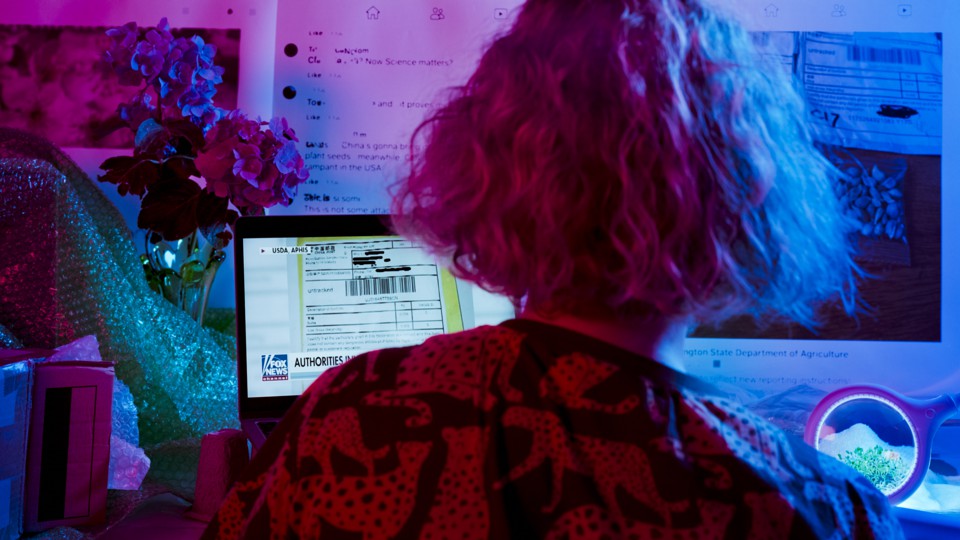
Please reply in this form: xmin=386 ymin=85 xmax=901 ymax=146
xmin=98 ymin=18 xmax=308 ymax=323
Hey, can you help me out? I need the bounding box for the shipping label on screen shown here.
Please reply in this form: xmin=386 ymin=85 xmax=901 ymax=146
xmin=244 ymin=236 xmax=463 ymax=398
xmin=755 ymin=31 xmax=942 ymax=155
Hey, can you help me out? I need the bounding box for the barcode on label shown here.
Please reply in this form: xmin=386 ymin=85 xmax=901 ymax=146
xmin=846 ymin=46 xmax=921 ymax=65
xmin=346 ymin=276 xmax=416 ymax=296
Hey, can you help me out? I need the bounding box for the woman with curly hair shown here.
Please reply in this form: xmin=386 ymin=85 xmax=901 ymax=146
xmin=205 ymin=0 xmax=902 ymax=537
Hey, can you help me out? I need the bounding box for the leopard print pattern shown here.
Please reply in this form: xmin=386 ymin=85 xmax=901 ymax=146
xmin=649 ymin=435 xmax=734 ymax=490
xmin=494 ymin=406 xmax=580 ymax=512
xmin=803 ymin=482 xmax=854 ymax=540
xmin=298 ymin=353 xmax=371 ymax=413
xmin=266 ymin=457 xmax=296 ymax=540
xmin=298 ymin=407 xmax=389 ymax=475
xmin=496 ymin=407 xmax=685 ymax=522
xmin=539 ymin=352 xmax=640 ymax=414
xmin=209 ymin=484 xmax=254 ymax=539
xmin=208 ymin=445 xmax=296 ymax=540
xmin=744 ymin=491 xmax=796 ymax=539
xmin=206 ymin=324 xmax=903 ymax=539
xmin=544 ymin=499 xmax=735 ymax=540
xmin=571 ymin=434 xmax=689 ymax=524
xmin=291 ymin=441 xmax=433 ymax=539
xmin=704 ymin=396 xmax=813 ymax=481
xmin=420 ymin=427 xmax=491 ymax=539
xmin=363 ymin=327 xmax=524 ymax=426
xmin=651 ymin=394 xmax=811 ymax=488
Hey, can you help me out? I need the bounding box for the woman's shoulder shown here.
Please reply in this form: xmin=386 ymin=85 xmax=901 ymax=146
xmin=403 ymin=323 xmax=526 ymax=362
xmin=673 ymin=391 xmax=903 ymax=538
xmin=297 ymin=324 xmax=527 ymax=413
xmin=366 ymin=323 xmax=527 ymax=391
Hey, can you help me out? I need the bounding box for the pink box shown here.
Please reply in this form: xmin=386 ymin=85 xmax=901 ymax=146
xmin=23 ymin=361 xmax=114 ymax=533
xmin=0 ymin=350 xmax=46 ymax=539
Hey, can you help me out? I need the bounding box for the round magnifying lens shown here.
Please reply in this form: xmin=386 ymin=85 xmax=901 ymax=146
xmin=812 ymin=393 xmax=918 ymax=497
xmin=806 ymin=385 xmax=960 ymax=505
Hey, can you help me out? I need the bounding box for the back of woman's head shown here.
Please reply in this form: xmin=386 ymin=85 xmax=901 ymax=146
xmin=391 ymin=0 xmax=858 ymax=326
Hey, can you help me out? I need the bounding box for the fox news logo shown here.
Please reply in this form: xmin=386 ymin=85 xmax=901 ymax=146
xmin=261 ymin=354 xmax=289 ymax=381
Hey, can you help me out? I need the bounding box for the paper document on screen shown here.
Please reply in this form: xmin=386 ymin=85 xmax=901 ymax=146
xmin=296 ymin=238 xmax=460 ymax=361
xmin=756 ymin=31 xmax=942 ymax=155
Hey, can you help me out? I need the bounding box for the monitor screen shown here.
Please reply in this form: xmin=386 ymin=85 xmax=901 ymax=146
xmin=236 ymin=216 xmax=515 ymax=400
xmin=269 ymin=0 xmax=955 ymax=401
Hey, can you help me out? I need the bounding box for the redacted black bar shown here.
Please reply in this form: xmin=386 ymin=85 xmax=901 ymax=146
xmin=37 ymin=387 xmax=71 ymax=521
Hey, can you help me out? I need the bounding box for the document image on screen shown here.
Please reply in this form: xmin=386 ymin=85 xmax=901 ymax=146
xmin=244 ymin=235 xmax=463 ymax=398
xmin=294 ymin=236 xmax=463 ymax=356
xmin=692 ymin=31 xmax=942 ymax=343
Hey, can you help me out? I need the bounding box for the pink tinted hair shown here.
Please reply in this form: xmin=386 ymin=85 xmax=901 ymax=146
xmin=390 ymin=0 xmax=858 ymax=326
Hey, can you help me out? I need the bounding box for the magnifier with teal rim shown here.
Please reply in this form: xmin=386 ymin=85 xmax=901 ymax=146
xmin=804 ymin=385 xmax=960 ymax=504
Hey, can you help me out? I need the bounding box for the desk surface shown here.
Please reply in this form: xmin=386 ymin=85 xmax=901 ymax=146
xmin=895 ymin=507 xmax=960 ymax=539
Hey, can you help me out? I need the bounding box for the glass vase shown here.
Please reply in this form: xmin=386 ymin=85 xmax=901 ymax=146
xmin=141 ymin=229 xmax=226 ymax=326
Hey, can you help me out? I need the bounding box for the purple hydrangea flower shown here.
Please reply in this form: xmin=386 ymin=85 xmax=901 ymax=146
xmin=117 ymin=92 xmax=156 ymax=132
xmin=131 ymin=21 xmax=173 ymax=82
xmin=100 ymin=19 xmax=309 ymax=241
xmin=177 ymin=80 xmax=218 ymax=125
xmin=191 ymin=36 xmax=224 ymax=84
xmin=275 ymin=140 xmax=302 ymax=175
xmin=196 ymin=112 xmax=309 ymax=214
xmin=269 ymin=117 xmax=299 ymax=142
xmin=232 ymin=143 xmax=263 ymax=183
xmin=103 ymin=22 xmax=142 ymax=86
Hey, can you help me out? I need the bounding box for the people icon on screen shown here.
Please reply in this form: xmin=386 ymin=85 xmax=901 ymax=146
xmin=430 ymin=7 xmax=445 ymax=21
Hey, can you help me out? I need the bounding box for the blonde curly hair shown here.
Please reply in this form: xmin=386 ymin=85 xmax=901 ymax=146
xmin=391 ymin=0 xmax=858 ymax=327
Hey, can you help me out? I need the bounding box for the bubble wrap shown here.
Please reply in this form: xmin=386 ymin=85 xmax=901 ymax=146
xmin=108 ymin=436 xmax=151 ymax=491
xmin=0 ymin=127 xmax=239 ymax=449
xmin=112 ymin=378 xmax=141 ymax=448
xmin=143 ymin=438 xmax=204 ymax=501
xmin=110 ymin=377 xmax=151 ymax=490
xmin=48 ymin=334 xmax=101 ymax=362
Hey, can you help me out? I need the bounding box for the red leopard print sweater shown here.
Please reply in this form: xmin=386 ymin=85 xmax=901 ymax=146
xmin=203 ymin=319 xmax=903 ymax=539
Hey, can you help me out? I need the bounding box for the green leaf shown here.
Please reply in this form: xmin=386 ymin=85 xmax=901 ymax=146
xmin=99 ymin=155 xmax=139 ymax=172
xmin=165 ymin=119 xmax=206 ymax=155
xmin=138 ymin=178 xmax=203 ymax=241
xmin=195 ymin=190 xmax=230 ymax=230
xmin=162 ymin=156 xmax=200 ymax=181
xmin=135 ymin=118 xmax=166 ymax=153
xmin=99 ymin=157 xmax=161 ymax=197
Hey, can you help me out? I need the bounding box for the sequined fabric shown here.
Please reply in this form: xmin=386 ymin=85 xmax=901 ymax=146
xmin=0 ymin=127 xmax=238 ymax=446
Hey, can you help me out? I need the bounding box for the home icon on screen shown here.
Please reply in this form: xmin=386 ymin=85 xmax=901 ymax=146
xmin=367 ymin=6 xmax=381 ymax=20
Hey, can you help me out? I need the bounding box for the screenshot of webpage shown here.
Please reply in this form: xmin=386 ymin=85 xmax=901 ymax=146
xmin=272 ymin=0 xmax=956 ymax=400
